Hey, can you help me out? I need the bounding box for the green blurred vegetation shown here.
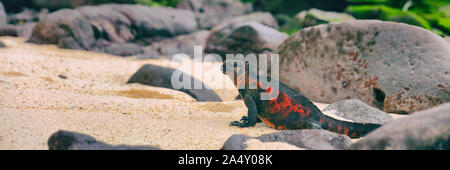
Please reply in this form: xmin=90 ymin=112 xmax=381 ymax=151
xmin=345 ymin=5 xmax=431 ymax=29
xmin=136 ymin=0 xmax=179 ymax=7
xmin=134 ymin=0 xmax=449 ymax=35
xmin=346 ymin=0 xmax=450 ymax=35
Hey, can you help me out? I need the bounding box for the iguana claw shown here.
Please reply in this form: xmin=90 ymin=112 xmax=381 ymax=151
xmin=230 ymin=116 xmax=251 ymax=127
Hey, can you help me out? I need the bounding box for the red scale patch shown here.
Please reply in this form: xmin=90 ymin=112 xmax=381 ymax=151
xmin=268 ymin=92 xmax=310 ymax=118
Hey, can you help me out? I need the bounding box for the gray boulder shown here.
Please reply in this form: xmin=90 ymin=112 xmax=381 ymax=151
xmin=278 ymin=20 xmax=450 ymax=113
xmin=205 ymin=21 xmax=287 ymax=60
xmin=127 ymin=64 xmax=222 ymax=102
xmin=48 ymin=130 xmax=161 ymax=150
xmin=351 ymin=103 xmax=450 ymax=150
xmin=177 ymin=0 xmax=252 ymax=29
xmin=29 ymin=4 xmax=198 ymax=56
xmin=323 ymin=99 xmax=394 ymax=125
xmin=222 ymin=130 xmax=352 ymax=150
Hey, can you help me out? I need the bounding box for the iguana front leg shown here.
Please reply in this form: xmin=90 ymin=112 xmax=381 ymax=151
xmin=230 ymin=94 xmax=259 ymax=128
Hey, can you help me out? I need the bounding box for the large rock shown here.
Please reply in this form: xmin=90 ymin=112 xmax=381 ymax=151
xmin=351 ymin=103 xmax=450 ymax=150
xmin=205 ymin=21 xmax=287 ymax=60
xmin=0 ymin=2 xmax=6 ymax=27
xmin=48 ymin=130 xmax=161 ymax=150
xmin=127 ymin=64 xmax=222 ymax=102
xmin=222 ymin=130 xmax=352 ymax=150
xmin=177 ymin=0 xmax=252 ymax=29
xmin=323 ymin=99 xmax=394 ymax=125
xmin=140 ymin=30 xmax=210 ymax=59
xmin=278 ymin=20 xmax=450 ymax=113
xmin=29 ymin=4 xmax=198 ymax=56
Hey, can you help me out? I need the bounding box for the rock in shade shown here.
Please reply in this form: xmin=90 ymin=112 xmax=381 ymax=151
xmin=0 ymin=41 xmax=5 ymax=48
xmin=205 ymin=21 xmax=287 ymax=60
xmin=48 ymin=130 xmax=161 ymax=150
xmin=222 ymin=130 xmax=352 ymax=150
xmin=140 ymin=30 xmax=210 ymax=59
xmin=127 ymin=64 xmax=222 ymax=102
xmin=177 ymin=0 xmax=252 ymax=29
xmin=323 ymin=99 xmax=394 ymax=125
xmin=351 ymin=103 xmax=450 ymax=150
xmin=29 ymin=4 xmax=198 ymax=56
xmin=277 ymin=20 xmax=450 ymax=113
xmin=93 ymin=42 xmax=143 ymax=57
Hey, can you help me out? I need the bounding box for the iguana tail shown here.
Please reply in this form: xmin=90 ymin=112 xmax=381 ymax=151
xmin=318 ymin=115 xmax=381 ymax=138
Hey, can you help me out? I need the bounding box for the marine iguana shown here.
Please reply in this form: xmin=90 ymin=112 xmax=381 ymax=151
xmin=222 ymin=60 xmax=381 ymax=138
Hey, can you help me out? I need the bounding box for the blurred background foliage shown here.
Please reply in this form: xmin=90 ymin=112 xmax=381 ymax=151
xmin=135 ymin=0 xmax=449 ymax=36
xmin=2 ymin=0 xmax=447 ymax=35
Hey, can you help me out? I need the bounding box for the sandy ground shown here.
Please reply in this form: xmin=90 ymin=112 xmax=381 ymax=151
xmin=0 ymin=37 xmax=405 ymax=150
xmin=0 ymin=37 xmax=282 ymax=150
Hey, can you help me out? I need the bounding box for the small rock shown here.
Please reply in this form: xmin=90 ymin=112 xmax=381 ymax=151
xmin=323 ymin=99 xmax=394 ymax=125
xmin=127 ymin=64 xmax=222 ymax=102
xmin=222 ymin=130 xmax=352 ymax=150
xmin=221 ymin=134 xmax=254 ymax=150
xmin=48 ymin=130 xmax=161 ymax=150
xmin=278 ymin=20 xmax=450 ymax=113
xmin=0 ymin=41 xmax=5 ymax=48
xmin=177 ymin=0 xmax=252 ymax=29
xmin=58 ymin=74 xmax=68 ymax=79
xmin=351 ymin=103 xmax=450 ymax=150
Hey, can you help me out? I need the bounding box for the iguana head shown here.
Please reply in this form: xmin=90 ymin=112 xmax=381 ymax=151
xmin=222 ymin=60 xmax=258 ymax=90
